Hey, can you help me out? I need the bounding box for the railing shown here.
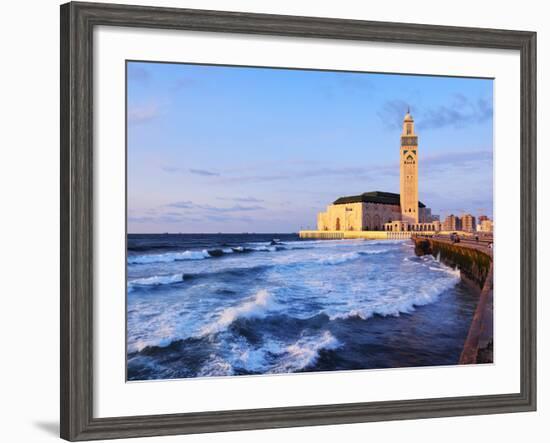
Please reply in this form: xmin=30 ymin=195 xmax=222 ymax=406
xmin=386 ymin=231 xmax=412 ymax=239
xmin=412 ymin=233 xmax=494 ymax=251
xmin=299 ymin=231 xmax=345 ymax=239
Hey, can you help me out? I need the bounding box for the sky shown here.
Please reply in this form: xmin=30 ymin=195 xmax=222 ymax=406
xmin=127 ymin=61 xmax=493 ymax=234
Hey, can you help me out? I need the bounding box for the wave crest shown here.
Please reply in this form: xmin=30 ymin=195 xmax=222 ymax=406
xmin=128 ymin=249 xmax=210 ymax=264
xmin=128 ymin=274 xmax=183 ymax=290
xmin=200 ymin=289 xmax=277 ymax=336
xmin=329 ymin=269 xmax=461 ymax=321
xmin=271 ymin=331 xmax=341 ymax=373
xmin=316 ymin=248 xmax=391 ymax=265
xmin=127 ymin=243 xmax=315 ymax=265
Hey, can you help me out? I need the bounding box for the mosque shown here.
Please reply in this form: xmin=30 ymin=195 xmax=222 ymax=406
xmin=314 ymin=109 xmax=441 ymax=234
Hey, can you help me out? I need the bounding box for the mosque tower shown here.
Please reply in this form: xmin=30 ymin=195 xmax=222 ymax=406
xmin=399 ymin=108 xmax=419 ymax=224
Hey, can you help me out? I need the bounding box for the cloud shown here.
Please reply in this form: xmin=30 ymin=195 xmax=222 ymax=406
xmin=166 ymin=200 xmax=194 ymax=209
xmin=172 ymin=77 xmax=196 ymax=91
xmin=377 ymin=95 xmax=493 ymax=132
xmin=188 ymin=149 xmax=491 ymax=189
xmin=127 ymin=215 xmax=156 ymax=223
xmin=127 ymin=65 xmax=150 ymax=84
xmin=377 ymin=99 xmax=410 ymax=131
xmin=317 ymin=73 xmax=373 ymax=101
xmin=161 ymin=166 xmax=181 ymax=173
xmin=219 ymin=166 xmax=372 ymax=184
xmin=128 ymin=213 xmax=202 ymax=224
xmin=189 ymin=168 xmax=220 ymax=177
xmin=418 ymin=95 xmax=493 ymax=130
xmin=128 ymin=102 xmax=159 ymax=124
xmin=161 ymin=166 xmax=220 ymax=176
xmin=165 ymin=201 xmax=265 ymax=212
xmin=204 ymin=214 xmax=254 ymax=223
xmin=217 ymin=196 xmax=264 ymax=203
xmin=218 ymin=204 xmax=265 ymax=212
xmin=422 ymin=149 xmax=493 ymax=168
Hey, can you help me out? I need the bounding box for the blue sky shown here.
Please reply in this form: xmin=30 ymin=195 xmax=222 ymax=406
xmin=127 ymin=61 xmax=493 ymax=233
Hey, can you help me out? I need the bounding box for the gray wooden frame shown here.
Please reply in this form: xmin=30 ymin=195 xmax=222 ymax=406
xmin=60 ymin=1 xmax=537 ymax=440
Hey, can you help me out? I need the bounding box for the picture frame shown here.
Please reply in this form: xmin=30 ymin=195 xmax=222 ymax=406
xmin=60 ymin=1 xmax=537 ymax=441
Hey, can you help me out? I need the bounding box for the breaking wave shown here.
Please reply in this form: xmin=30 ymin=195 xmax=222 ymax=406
xmin=270 ymin=331 xmax=341 ymax=373
xmin=127 ymin=244 xmax=316 ymax=265
xmin=200 ymin=289 xmax=278 ymax=336
xmin=128 ymin=273 xmax=184 ymax=290
xmin=316 ymin=248 xmax=391 ymax=265
xmin=328 ymin=269 xmax=461 ymax=321
xmin=128 ymin=249 xmax=211 ymax=264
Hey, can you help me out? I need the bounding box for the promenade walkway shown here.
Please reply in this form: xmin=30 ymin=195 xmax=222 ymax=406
xmin=414 ymin=234 xmax=493 ymax=258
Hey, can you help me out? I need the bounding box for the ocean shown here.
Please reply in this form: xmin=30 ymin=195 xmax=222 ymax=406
xmin=126 ymin=233 xmax=478 ymax=380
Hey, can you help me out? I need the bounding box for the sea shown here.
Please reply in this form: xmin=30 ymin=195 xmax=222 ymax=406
xmin=126 ymin=233 xmax=479 ymax=381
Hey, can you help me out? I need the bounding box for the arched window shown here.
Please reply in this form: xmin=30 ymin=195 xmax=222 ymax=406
xmin=335 ymin=218 xmax=341 ymax=231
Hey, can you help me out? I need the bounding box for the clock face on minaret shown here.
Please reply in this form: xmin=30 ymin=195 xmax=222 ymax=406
xmin=399 ymin=109 xmax=419 ymax=224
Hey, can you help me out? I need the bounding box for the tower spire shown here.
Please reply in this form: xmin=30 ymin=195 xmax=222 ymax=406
xmin=400 ymin=105 xmax=419 ymax=224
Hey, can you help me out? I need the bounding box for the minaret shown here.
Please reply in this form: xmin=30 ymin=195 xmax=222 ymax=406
xmin=400 ymin=108 xmax=419 ymax=224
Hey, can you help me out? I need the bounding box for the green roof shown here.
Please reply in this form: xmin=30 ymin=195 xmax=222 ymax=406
xmin=333 ymin=191 xmax=426 ymax=208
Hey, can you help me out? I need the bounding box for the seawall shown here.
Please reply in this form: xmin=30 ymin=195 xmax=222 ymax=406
xmin=412 ymin=236 xmax=493 ymax=364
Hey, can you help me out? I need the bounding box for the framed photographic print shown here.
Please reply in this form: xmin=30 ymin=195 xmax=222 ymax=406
xmin=60 ymin=1 xmax=536 ymax=441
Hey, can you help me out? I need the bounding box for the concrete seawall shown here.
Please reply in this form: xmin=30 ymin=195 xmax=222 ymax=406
xmin=412 ymin=236 xmax=493 ymax=364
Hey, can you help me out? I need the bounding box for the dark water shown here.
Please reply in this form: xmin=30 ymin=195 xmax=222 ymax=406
xmin=126 ymin=234 xmax=479 ymax=380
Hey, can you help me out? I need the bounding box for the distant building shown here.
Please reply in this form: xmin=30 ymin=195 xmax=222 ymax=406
xmin=461 ymin=214 xmax=476 ymax=232
xmin=443 ymin=214 xmax=461 ymax=231
xmin=315 ymin=109 xmax=439 ymax=233
xmin=478 ymin=215 xmax=490 ymax=222
xmin=479 ymin=218 xmax=494 ymax=232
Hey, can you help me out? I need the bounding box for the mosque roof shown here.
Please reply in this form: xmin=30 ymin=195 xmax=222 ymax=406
xmin=332 ymin=191 xmax=426 ymax=208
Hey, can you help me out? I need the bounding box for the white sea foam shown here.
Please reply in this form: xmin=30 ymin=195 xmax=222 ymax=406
xmin=316 ymin=248 xmax=391 ymax=265
xmin=316 ymin=251 xmax=361 ymax=265
xmin=128 ymin=274 xmax=183 ymax=287
xmin=128 ymin=249 xmax=210 ymax=264
xmin=328 ymin=267 xmax=461 ymax=321
xmin=252 ymin=245 xmax=277 ymax=252
xmin=271 ymin=331 xmax=341 ymax=373
xmin=197 ymin=355 xmax=234 ymax=377
xmin=360 ymin=249 xmax=392 ymax=255
xmin=219 ymin=331 xmax=342 ymax=374
xmin=200 ymin=289 xmax=277 ymax=336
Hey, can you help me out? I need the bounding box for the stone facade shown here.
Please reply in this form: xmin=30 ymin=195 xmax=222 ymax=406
xmin=317 ymin=200 xmax=401 ymax=231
